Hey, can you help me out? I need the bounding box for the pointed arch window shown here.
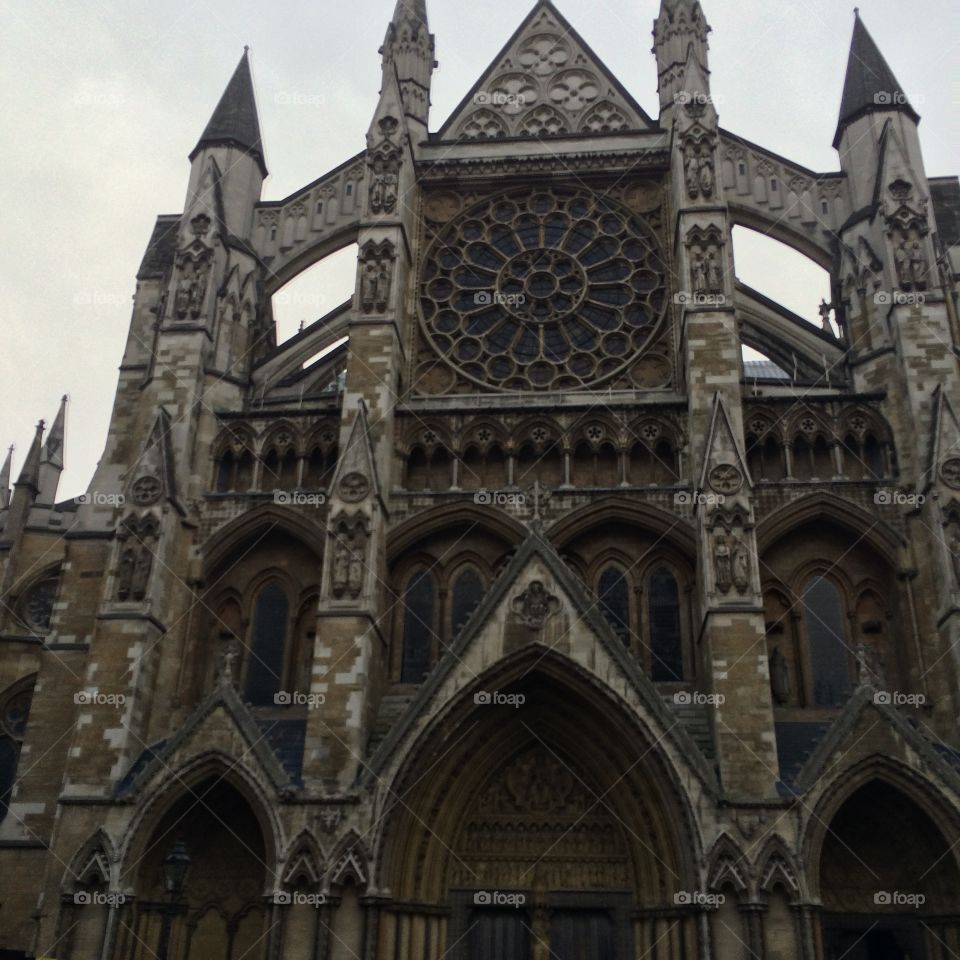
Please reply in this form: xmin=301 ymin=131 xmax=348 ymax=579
xmin=401 ymin=570 xmax=435 ymax=683
xmin=0 ymin=679 xmax=34 ymax=823
xmin=244 ymin=583 xmax=290 ymax=705
xmin=649 ymin=567 xmax=683 ymax=681
xmin=451 ymin=568 xmax=484 ymax=639
xmin=802 ymin=576 xmax=851 ymax=707
xmin=598 ymin=567 xmax=631 ymax=645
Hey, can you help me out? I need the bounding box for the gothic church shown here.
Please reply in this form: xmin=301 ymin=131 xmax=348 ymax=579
xmin=1 ymin=1 xmax=959 ymax=957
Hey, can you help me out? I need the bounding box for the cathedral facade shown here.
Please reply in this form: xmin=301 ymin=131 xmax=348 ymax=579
xmin=1 ymin=1 xmax=959 ymax=957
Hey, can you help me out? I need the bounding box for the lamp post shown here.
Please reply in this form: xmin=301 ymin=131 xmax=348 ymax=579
xmin=157 ymin=839 xmax=191 ymax=960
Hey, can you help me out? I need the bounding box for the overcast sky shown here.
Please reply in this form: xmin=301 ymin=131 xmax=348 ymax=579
xmin=1 ymin=0 xmax=956 ymax=500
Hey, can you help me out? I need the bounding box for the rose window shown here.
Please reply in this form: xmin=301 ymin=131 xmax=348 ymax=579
xmin=419 ymin=188 xmax=668 ymax=392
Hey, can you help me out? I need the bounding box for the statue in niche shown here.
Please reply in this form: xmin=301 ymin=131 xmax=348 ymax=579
xmin=699 ymin=152 xmax=715 ymax=198
xmin=895 ymin=240 xmax=911 ymax=289
xmin=131 ymin=545 xmax=153 ymax=600
xmin=117 ymin=547 xmax=136 ymax=601
xmin=684 ymin=143 xmax=700 ymax=198
xmin=733 ymin=540 xmax=750 ymax=593
xmin=375 ymin=262 xmax=392 ymax=308
xmin=714 ymin=535 xmax=732 ymax=593
xmin=855 ymin=640 xmax=885 ymax=689
xmin=692 ymin=254 xmax=709 ymax=293
xmin=218 ymin=638 xmax=240 ymax=689
xmin=330 ymin=513 xmax=368 ymax=601
xmin=347 ymin=536 xmax=364 ymax=599
xmin=769 ymin=646 xmax=791 ymax=705
xmin=174 ymin=257 xmax=211 ymax=320
xmin=359 ymin=244 xmax=394 ymax=314
xmin=909 ymin=239 xmax=929 ymax=290
xmin=707 ymin=252 xmax=724 ymax=292
xmin=370 ymin=157 xmax=399 ymax=214
xmin=332 ymin=538 xmax=350 ymax=597
xmin=361 ymin=261 xmax=379 ymax=312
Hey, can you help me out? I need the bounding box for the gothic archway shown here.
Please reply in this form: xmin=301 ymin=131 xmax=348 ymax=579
xmin=813 ymin=776 xmax=960 ymax=958
xmin=374 ymin=655 xmax=701 ymax=959
xmin=115 ymin=778 xmax=273 ymax=960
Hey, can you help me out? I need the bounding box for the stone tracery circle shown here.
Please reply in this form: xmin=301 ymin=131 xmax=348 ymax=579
xmin=419 ymin=187 xmax=668 ymax=392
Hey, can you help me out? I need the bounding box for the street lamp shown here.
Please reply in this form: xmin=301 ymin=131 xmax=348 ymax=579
xmin=157 ymin=839 xmax=191 ymax=960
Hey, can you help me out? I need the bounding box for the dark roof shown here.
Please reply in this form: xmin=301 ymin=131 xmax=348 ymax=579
xmin=775 ymin=720 xmax=832 ymax=795
xmin=136 ymin=215 xmax=180 ymax=281
xmin=255 ymin=717 xmax=306 ymax=785
xmin=931 ymin=176 xmax=960 ymax=249
xmin=190 ymin=50 xmax=267 ymax=177
xmin=834 ymin=13 xmax=919 ymax=147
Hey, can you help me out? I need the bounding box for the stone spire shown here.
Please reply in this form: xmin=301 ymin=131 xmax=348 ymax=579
xmin=190 ymin=48 xmax=268 ymax=177
xmin=0 ymin=446 xmax=12 ymax=510
xmin=834 ymin=10 xmax=919 ymax=148
xmin=38 ymin=395 xmax=67 ymax=504
xmin=653 ymin=0 xmax=711 ymax=116
xmin=381 ymin=0 xmax=435 ymax=128
xmin=15 ymin=421 xmax=44 ymax=494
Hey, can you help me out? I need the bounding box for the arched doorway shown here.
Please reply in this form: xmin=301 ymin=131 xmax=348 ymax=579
xmin=375 ymin=660 xmax=699 ymax=959
xmin=117 ymin=778 xmax=272 ymax=960
xmin=817 ymin=779 xmax=960 ymax=959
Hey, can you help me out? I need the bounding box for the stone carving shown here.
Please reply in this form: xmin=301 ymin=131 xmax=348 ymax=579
xmin=733 ymin=539 xmax=750 ymax=593
xmin=174 ymin=253 xmax=212 ymax=321
xmin=549 ymin=69 xmax=600 ymax=112
xmin=687 ymin=226 xmax=726 ymax=296
xmin=769 ymin=647 xmax=791 ymax=705
xmin=339 ymin=471 xmax=370 ymax=503
xmin=359 ymin=240 xmax=395 ymax=314
xmin=457 ymin=109 xmax=507 ymax=140
xmin=709 ymin=463 xmax=743 ymax=495
xmin=116 ymin=515 xmax=159 ymax=602
xmin=511 ymin=581 xmax=560 ymax=628
xmin=517 ymin=34 xmax=571 ymax=76
xmin=131 ymin=475 xmax=162 ymax=507
xmin=940 ymin=458 xmax=960 ymax=490
xmin=855 ymin=640 xmax=885 ymax=689
xmin=22 ymin=578 xmax=57 ymax=633
xmin=683 ymin=137 xmax=716 ymax=201
xmin=217 ymin=638 xmax=240 ymax=689
xmin=320 ymin=807 xmax=343 ymax=833
xmin=519 ymin=104 xmax=567 ymax=137
xmin=714 ymin=535 xmax=732 ymax=593
xmin=580 ymin=101 xmax=629 ymax=134
xmin=330 ymin=512 xmax=369 ymax=601
xmin=369 ymin=153 xmax=399 ymax=215
xmin=894 ymin=234 xmax=929 ymax=291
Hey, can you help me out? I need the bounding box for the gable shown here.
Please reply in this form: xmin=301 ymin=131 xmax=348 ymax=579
xmin=437 ymin=0 xmax=654 ymax=141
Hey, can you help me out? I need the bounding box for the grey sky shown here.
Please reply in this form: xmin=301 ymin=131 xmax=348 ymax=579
xmin=1 ymin=0 xmax=956 ymax=499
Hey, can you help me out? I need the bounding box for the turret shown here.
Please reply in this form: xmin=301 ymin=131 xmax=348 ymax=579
xmin=38 ymin=395 xmax=66 ymax=505
xmin=380 ymin=0 xmax=436 ymax=136
xmin=3 ymin=421 xmax=43 ymax=545
xmin=653 ymin=0 xmax=711 ymax=119
xmin=187 ymin=48 xmax=266 ymax=240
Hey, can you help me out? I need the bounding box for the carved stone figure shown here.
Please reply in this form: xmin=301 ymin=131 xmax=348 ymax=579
xmin=714 ymin=535 xmax=732 ymax=593
xmin=698 ymin=152 xmax=715 ymax=198
xmin=733 ymin=541 xmax=750 ymax=593
xmin=117 ymin=548 xmax=136 ymax=601
xmin=895 ymin=240 xmax=911 ymax=289
xmin=131 ymin=546 xmax=152 ymax=600
xmin=684 ymin=143 xmax=700 ymax=198
xmin=330 ymin=513 xmax=369 ymax=601
xmin=361 ymin=262 xmax=379 ymax=312
xmin=174 ymin=257 xmax=211 ymax=320
xmin=332 ymin=538 xmax=350 ymax=598
xmin=347 ymin=543 xmax=364 ymax=599
xmin=218 ymin=639 xmax=240 ymax=689
xmin=909 ymin=239 xmax=928 ymax=290
xmin=707 ymin=252 xmax=724 ymax=292
xmin=855 ymin=640 xmax=885 ymax=688
xmin=769 ymin=647 xmax=791 ymax=705
xmin=692 ymin=254 xmax=709 ymax=293
xmin=370 ymin=160 xmax=399 ymax=214
xmin=512 ymin=581 xmax=560 ymax=628
xmin=359 ymin=241 xmax=395 ymax=314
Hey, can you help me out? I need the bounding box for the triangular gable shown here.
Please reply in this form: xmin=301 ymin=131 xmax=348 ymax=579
xmin=116 ymin=680 xmax=293 ymax=799
xmin=124 ymin=408 xmax=181 ymax=512
xmin=365 ymin=528 xmax=716 ymax=788
xmin=698 ymin=391 xmax=753 ymax=494
xmin=794 ymin=686 xmax=960 ymax=795
xmin=925 ymin=384 xmax=960 ymax=492
xmin=437 ymin=0 xmax=654 ymax=141
xmin=330 ymin=401 xmax=382 ymax=502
